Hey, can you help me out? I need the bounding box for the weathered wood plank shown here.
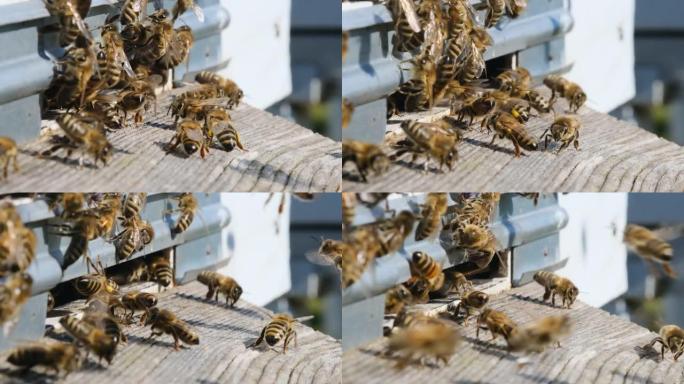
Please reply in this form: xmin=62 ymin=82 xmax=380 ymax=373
xmin=343 ymin=283 xmax=682 ymax=384
xmin=0 ymin=282 xmax=342 ymax=384
xmin=343 ymin=94 xmax=684 ymax=192
xmin=0 ymin=86 xmax=341 ymax=193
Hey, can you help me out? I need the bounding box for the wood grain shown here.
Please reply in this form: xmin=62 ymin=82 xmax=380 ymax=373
xmin=343 ymin=95 xmax=684 ymax=192
xmin=343 ymin=283 xmax=682 ymax=384
xmin=0 ymin=86 xmax=341 ymax=193
xmin=0 ymin=282 xmax=342 ymax=384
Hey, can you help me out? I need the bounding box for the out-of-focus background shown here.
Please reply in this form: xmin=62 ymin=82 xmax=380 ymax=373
xmin=219 ymin=0 xmax=340 ymax=141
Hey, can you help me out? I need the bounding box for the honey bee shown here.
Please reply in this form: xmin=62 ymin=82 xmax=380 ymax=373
xmin=121 ymin=291 xmax=158 ymax=323
xmin=7 ymin=340 xmax=82 ymax=376
xmin=120 ymin=0 xmax=147 ymax=25
xmin=431 ymin=270 xmax=473 ymax=298
xmin=59 ymin=314 xmax=117 ymax=364
xmin=445 ymin=2 xmax=473 ymax=60
xmin=0 ymin=137 xmax=18 ymax=179
xmin=147 ymin=251 xmax=173 ymax=288
xmin=341 ymin=192 xmax=356 ymax=228
xmin=0 ymin=272 xmax=33 ymax=325
xmin=481 ymin=111 xmax=538 ymax=158
xmin=387 ymin=0 xmax=423 ymax=53
xmin=484 ymin=0 xmax=506 ymax=28
xmin=385 ymin=321 xmax=460 ymax=368
xmin=155 ymin=26 xmax=194 ymax=70
xmin=82 ymin=300 xmax=128 ymax=346
xmin=496 ymin=67 xmax=531 ymax=94
xmin=340 ymin=230 xmax=377 ymax=288
xmin=44 ymin=45 xmax=95 ymax=109
xmin=476 ymin=307 xmax=517 ymax=342
xmin=144 ymin=307 xmax=199 ymax=350
xmin=122 ymin=192 xmax=146 ymax=219
xmin=205 ymin=108 xmax=246 ymax=152
xmin=394 ymin=120 xmax=459 ymax=173
xmin=0 ymin=205 xmax=35 ymax=276
xmin=385 ymin=284 xmax=412 ymax=314
xmin=42 ymin=112 xmax=113 ymax=168
xmin=366 ymin=210 xmax=415 ymax=257
xmin=61 ymin=214 xmax=100 ymax=269
xmin=646 ymin=325 xmax=684 ymax=361
xmin=533 ymin=271 xmax=579 ymax=309
xmin=250 ymin=313 xmax=309 ymax=353
xmin=171 ymin=193 xmax=197 ymax=234
xmin=448 ymin=290 xmax=489 ymax=325
xmin=403 ymin=276 xmax=430 ymax=304
xmin=624 ymin=224 xmax=676 ymax=278
xmin=519 ymin=89 xmax=552 ymax=114
xmin=44 ymin=0 xmax=92 ymax=47
xmin=507 ymin=315 xmax=571 ymax=353
xmin=388 ymin=53 xmax=437 ymax=113
xmin=543 ymin=74 xmax=587 ymax=113
xmin=458 ymin=40 xmax=487 ymax=83
xmin=134 ymin=10 xmax=174 ymax=65
xmin=113 ymin=215 xmax=152 ymax=260
xmin=453 ymin=193 xmax=499 ymax=227
xmin=453 ymin=223 xmax=497 ymax=261
xmin=451 ymin=93 xmax=497 ymax=127
xmin=98 ymin=23 xmax=136 ymax=87
xmin=165 ymin=119 xmax=209 ymax=159
xmin=342 ymin=98 xmax=354 ymax=129
xmin=415 ymin=193 xmax=447 ymax=241
xmin=195 ymin=71 xmax=244 ymax=108
xmin=196 ymin=271 xmax=243 ymax=307
xmin=505 ymin=0 xmax=528 ymax=18
xmin=541 ymin=116 xmax=581 ymax=153
xmin=342 ymin=140 xmax=390 ymax=182
xmin=392 ymin=309 xmax=444 ymax=330
xmin=74 ymin=258 xmax=119 ymax=300
xmin=55 ymin=193 xmax=85 ymax=218
xmin=172 ymin=0 xmax=204 ymax=22
xmin=409 ymin=251 xmax=444 ymax=291
xmin=316 ymin=239 xmax=345 ymax=270
xmin=120 ymin=258 xmax=150 ymax=284
xmin=117 ymin=78 xmax=158 ymax=126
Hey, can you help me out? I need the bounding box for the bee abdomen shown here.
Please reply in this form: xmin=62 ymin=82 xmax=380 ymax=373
xmin=216 ymin=127 xmax=241 ymax=152
xmin=63 ymin=236 xmax=88 ymax=269
xmin=7 ymin=346 xmax=49 ymax=367
xmin=197 ymin=271 xmax=218 ymax=286
xmin=176 ymin=323 xmax=200 ymax=344
xmin=74 ymin=276 xmax=103 ymax=297
xmin=174 ymin=211 xmax=194 ymax=233
xmin=153 ymin=265 xmax=173 ymax=287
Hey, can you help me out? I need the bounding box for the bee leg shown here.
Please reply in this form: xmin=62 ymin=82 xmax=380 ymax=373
xmin=2 ymin=157 xmax=8 ymax=178
xmin=543 ymin=287 xmax=551 ymax=301
xmin=551 ymin=291 xmax=557 ymax=307
xmin=662 ymin=344 xmax=666 ymax=360
xmin=250 ymin=327 xmax=266 ymax=348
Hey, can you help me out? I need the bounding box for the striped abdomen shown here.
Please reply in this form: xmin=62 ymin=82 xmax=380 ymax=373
xmin=63 ymin=236 xmax=88 ymax=269
xmin=264 ymin=316 xmax=294 ymax=346
xmin=174 ymin=210 xmax=194 ymax=234
xmin=522 ymin=90 xmax=551 ymax=113
xmin=415 ymin=209 xmax=442 ymax=241
xmin=410 ymin=251 xmax=444 ymax=290
xmin=216 ymin=123 xmax=243 ymax=152
xmin=533 ymin=270 xmax=557 ymax=288
xmin=123 ymin=193 xmax=145 ymax=219
xmin=7 ymin=345 xmax=52 ymax=367
xmin=485 ymin=0 xmax=505 ymax=27
xmin=172 ymin=321 xmax=199 ymax=345
xmin=74 ymin=275 xmax=105 ymax=297
xmin=150 ymin=256 xmax=173 ymax=287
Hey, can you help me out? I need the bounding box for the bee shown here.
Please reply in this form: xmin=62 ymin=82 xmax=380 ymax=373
xmin=517 ymin=89 xmax=552 ymax=114
xmin=445 ymin=3 xmax=473 ymax=60
xmin=121 ymin=291 xmax=158 ymax=323
xmin=61 ymin=214 xmax=100 ymax=269
xmin=496 ymin=68 xmax=532 ymax=94
xmin=409 ymin=251 xmax=444 ymax=291
xmin=392 ymin=309 xmax=444 ymax=330
xmin=59 ymin=314 xmax=117 ymax=364
xmin=415 ymin=193 xmax=448 ymax=241
xmin=98 ymin=23 xmax=136 ymax=87
xmin=505 ymin=0 xmax=528 ymax=18
xmin=205 ymin=108 xmax=246 ymax=152
xmin=365 ymin=210 xmax=415 ymax=257
xmin=387 ymin=0 xmax=423 ymax=53
xmin=113 ymin=215 xmax=152 ymax=260
xmin=385 ymin=321 xmax=460 ymax=368
xmin=82 ymin=301 xmax=128 ymax=346
xmin=45 ymin=46 xmax=95 ymax=109
xmin=74 ymin=258 xmax=119 ymax=300
xmin=316 ymin=239 xmax=345 ymax=270
xmin=484 ymin=0 xmax=506 ymax=28
xmin=155 ymin=26 xmax=194 ymax=70
xmin=7 ymin=340 xmax=82 ymax=376
xmin=0 ymin=206 xmax=35 ymax=276
xmin=172 ymin=0 xmax=204 ymax=22
xmin=543 ymin=74 xmax=587 ymax=113
xmin=541 ymin=116 xmax=581 ymax=153
xmin=458 ymin=41 xmax=486 ymax=83
xmin=195 ymin=71 xmax=244 ymax=108
xmin=385 ymin=284 xmax=412 ymax=315
xmin=533 ymin=271 xmax=579 ymax=309
xmin=42 ymin=112 xmax=113 ymax=168
xmin=646 ymin=325 xmax=684 ymax=361
xmin=0 ymin=272 xmax=33 ymax=325
xmin=342 ymin=140 xmax=390 ymax=182
xmin=117 ymin=78 xmax=158 ymax=126
xmin=453 ymin=223 xmax=497 ymax=260
xmin=196 ymin=271 xmax=243 ymax=306
xmin=120 ymin=0 xmax=147 ymax=25
xmin=448 ymin=290 xmax=489 ymax=325
xmin=122 ymin=193 xmax=146 ymax=219
xmin=172 ymin=193 xmax=197 ymax=234
xmin=431 ymin=270 xmax=473 ymax=298
xmin=453 ymin=194 xmax=499 ymax=227
xmin=165 ymin=119 xmax=209 ymax=159
xmin=342 ymin=98 xmax=354 ymax=129
xmin=341 ymin=230 xmax=379 ymax=288
xmin=54 ymin=193 xmax=85 ymax=218
xmin=43 ymin=0 xmax=92 ymax=47
xmin=476 ymin=308 xmax=517 ymax=342
xmin=250 ymin=314 xmax=311 ymax=353
xmin=134 ymin=10 xmax=174 ymax=65
xmin=147 ymin=251 xmax=173 ymax=288
xmin=394 ymin=120 xmax=459 ymax=173
xmin=0 ymin=137 xmax=18 ymax=179
xmin=624 ymin=224 xmax=676 ymax=278
xmin=145 ymin=307 xmax=199 ymax=350
xmin=507 ymin=315 xmax=571 ymax=352
xmin=451 ymin=93 xmax=497 ymax=127
xmin=481 ymin=111 xmax=538 ymax=158
xmin=122 ymin=258 xmax=150 ymax=284
xmin=91 ymin=195 xmax=121 ymax=239
xmin=403 ymin=276 xmax=430 ymax=304
xmin=388 ymin=53 xmax=437 ymax=113
xmin=341 ymin=193 xmax=356 ymax=228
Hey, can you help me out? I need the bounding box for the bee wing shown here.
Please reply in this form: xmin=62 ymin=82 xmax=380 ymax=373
xmin=304 ymin=249 xmax=337 ymax=267
xmin=398 ymin=0 xmax=421 ymax=32
xmin=191 ymin=3 xmax=205 ymax=23
xmin=185 ymin=126 xmax=206 ymax=142
xmin=66 ymin=0 xmax=94 ymax=42
xmin=295 ymin=315 xmax=314 ymax=322
xmin=650 ymin=225 xmax=684 ymax=242
xmin=115 ymin=48 xmax=137 ymax=78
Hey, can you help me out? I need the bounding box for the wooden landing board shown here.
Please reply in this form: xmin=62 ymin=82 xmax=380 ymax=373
xmin=0 ymin=282 xmax=342 ymax=384
xmin=1 ymin=86 xmax=341 ymax=193
xmin=343 ymin=96 xmax=684 ymax=192
xmin=343 ymin=283 xmax=683 ymax=384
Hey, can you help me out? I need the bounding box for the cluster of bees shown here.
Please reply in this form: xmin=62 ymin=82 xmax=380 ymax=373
xmin=0 ymin=0 xmax=245 ymax=178
xmin=342 ymin=0 xmax=588 ymax=181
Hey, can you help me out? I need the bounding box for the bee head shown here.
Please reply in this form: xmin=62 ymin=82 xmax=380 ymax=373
xmin=574 ymin=91 xmax=587 ymax=109
xmin=411 ymin=251 xmax=424 ymax=264
xmin=222 ymin=140 xmax=236 ymax=151
xmin=265 ymin=334 xmax=280 ymax=346
xmin=184 ymin=142 xmax=199 ymax=155
xmin=232 ymin=285 xmax=243 ymax=301
xmin=143 ymin=294 xmax=158 ymax=308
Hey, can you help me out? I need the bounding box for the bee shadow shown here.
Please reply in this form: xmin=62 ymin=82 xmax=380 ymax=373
xmin=147 ymin=121 xmax=174 ymax=130
xmin=0 ymin=367 xmax=61 ymax=383
xmin=184 ymin=318 xmax=259 ymax=336
xmin=462 ymin=335 xmax=515 ymax=361
xmin=634 ymin=344 xmax=662 ymax=362
xmin=153 ymin=141 xmax=189 ymax=159
xmin=511 ymin=293 xmax=560 ymax=309
xmin=392 ymin=157 xmax=443 ymax=175
xmin=463 ymin=137 xmax=519 ymax=157
xmin=126 ymin=334 xmax=177 ymax=350
xmin=357 ymin=347 xmax=444 ymax=369
xmin=173 ymin=292 xmax=268 ymax=320
xmin=517 ymin=373 xmax=571 ymax=384
xmin=23 ymin=149 xmax=100 ymax=170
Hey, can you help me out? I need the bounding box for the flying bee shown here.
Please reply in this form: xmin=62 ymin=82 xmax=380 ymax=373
xmin=342 ymin=98 xmax=354 ymax=129
xmin=342 ymin=140 xmax=390 ymax=182
xmin=121 ymin=291 xmax=158 ymax=323
xmin=250 ymin=314 xmax=312 ymax=353
xmin=59 ymin=314 xmax=117 ymax=364
xmin=646 ymin=325 xmax=684 ymax=361
xmin=541 ymin=116 xmax=581 ymax=153
xmin=624 ymin=224 xmax=676 ymax=278
xmin=387 ymin=0 xmax=424 ymax=53
xmin=134 ymin=12 xmax=174 ymax=66
xmin=196 ymin=271 xmax=243 ymax=306
xmin=172 ymin=0 xmax=204 ymax=22
xmin=155 ymin=26 xmax=194 ymax=70
xmin=385 ymin=321 xmax=460 ymax=368
xmin=409 ymin=251 xmax=444 ymax=292
xmin=392 ymin=309 xmax=444 ymax=331
xmin=170 ymin=193 xmax=197 ymax=234
xmin=507 ymin=315 xmax=571 ymax=352
xmin=315 ymin=239 xmax=345 ymax=270
xmin=43 ymin=0 xmax=93 ymax=47
xmin=385 ymin=284 xmax=412 ymax=315
xmin=0 ymin=272 xmax=33 ymax=325
xmin=342 ymin=226 xmax=385 ymax=287
xmin=543 ymin=74 xmax=587 ymax=113
xmin=82 ymin=300 xmax=127 ymax=346
xmin=0 ymin=137 xmax=18 ymax=179
xmin=415 ymin=193 xmax=448 ymax=241
xmin=476 ymin=308 xmax=517 ymax=342
xmin=205 ymin=108 xmax=246 ymax=153
xmin=145 ymin=307 xmax=199 ymax=350
xmin=147 ymin=251 xmax=172 ymax=288
xmin=393 ymin=120 xmax=459 ymax=174
xmin=113 ymin=215 xmax=152 ymax=260
xmin=42 ymin=112 xmax=113 ymax=168
xmin=448 ymin=290 xmax=489 ymax=325
xmin=341 ymin=193 xmax=356 ymax=228
xmin=166 ymin=119 xmax=209 ymax=159
xmin=481 ymin=111 xmax=538 ymax=158
xmin=195 ymin=71 xmax=244 ymax=108
xmin=7 ymin=340 xmax=82 ymax=376
xmin=533 ymin=271 xmax=579 ymax=309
